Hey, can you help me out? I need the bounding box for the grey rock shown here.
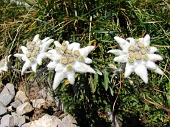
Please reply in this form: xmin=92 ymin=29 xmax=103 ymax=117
xmin=15 ymin=91 xmax=29 ymax=103
xmin=0 ymin=89 xmax=13 ymax=106
xmin=11 ymin=112 xmax=26 ymax=126
xmin=0 ymin=83 xmax=15 ymax=106
xmin=5 ymin=83 xmax=15 ymax=96
xmin=0 ymin=113 xmax=25 ymax=127
xmin=58 ymin=114 xmax=77 ymax=127
xmin=21 ymin=114 xmax=61 ymax=127
xmin=21 ymin=114 xmax=77 ymax=127
xmin=10 ymin=100 xmax=22 ymax=108
xmin=0 ymin=102 xmax=7 ymax=115
xmin=16 ymin=102 xmax=34 ymax=115
xmin=0 ymin=114 xmax=14 ymax=127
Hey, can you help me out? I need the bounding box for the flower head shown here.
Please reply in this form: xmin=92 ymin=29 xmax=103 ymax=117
xmin=0 ymin=55 xmax=11 ymax=73
xmin=47 ymin=41 xmax=96 ymax=90
xmin=14 ymin=34 xmax=54 ymax=75
xmin=108 ymin=34 xmax=164 ymax=83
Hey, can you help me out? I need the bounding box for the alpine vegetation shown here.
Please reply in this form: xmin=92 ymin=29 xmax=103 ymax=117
xmin=108 ymin=34 xmax=164 ymax=83
xmin=47 ymin=41 xmax=96 ymax=90
xmin=14 ymin=34 xmax=54 ymax=75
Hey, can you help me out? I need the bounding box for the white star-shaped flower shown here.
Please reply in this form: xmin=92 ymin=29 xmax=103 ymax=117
xmin=47 ymin=41 xmax=96 ymax=90
xmin=0 ymin=55 xmax=11 ymax=73
xmin=108 ymin=34 xmax=164 ymax=83
xmin=14 ymin=34 xmax=54 ymax=75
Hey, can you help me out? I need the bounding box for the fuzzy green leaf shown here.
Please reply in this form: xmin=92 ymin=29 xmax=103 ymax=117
xmin=92 ymin=73 xmax=98 ymax=93
xmin=102 ymin=70 xmax=109 ymax=91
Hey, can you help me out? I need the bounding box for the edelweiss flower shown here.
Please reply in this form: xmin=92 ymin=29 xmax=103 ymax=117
xmin=14 ymin=34 xmax=54 ymax=75
xmin=108 ymin=34 xmax=164 ymax=83
xmin=0 ymin=55 xmax=11 ymax=73
xmin=47 ymin=41 xmax=96 ymax=90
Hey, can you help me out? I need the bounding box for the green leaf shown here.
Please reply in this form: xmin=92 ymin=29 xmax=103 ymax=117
xmin=25 ymin=72 xmax=35 ymax=89
xmin=102 ymin=70 xmax=109 ymax=91
xmin=92 ymin=73 xmax=98 ymax=93
xmin=152 ymin=0 xmax=163 ymax=4
xmin=96 ymin=68 xmax=102 ymax=75
xmin=38 ymin=73 xmax=48 ymax=84
xmin=109 ymin=86 xmax=114 ymax=96
xmin=144 ymin=104 xmax=150 ymax=111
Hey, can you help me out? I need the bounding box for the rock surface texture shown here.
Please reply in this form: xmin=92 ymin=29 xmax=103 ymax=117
xmin=0 ymin=83 xmax=15 ymax=106
xmin=0 ymin=83 xmax=77 ymax=127
xmin=16 ymin=102 xmax=34 ymax=115
xmin=15 ymin=91 xmax=29 ymax=103
xmin=0 ymin=113 xmax=26 ymax=127
xmin=0 ymin=102 xmax=7 ymax=115
xmin=21 ymin=114 xmax=77 ymax=127
xmin=21 ymin=114 xmax=61 ymax=127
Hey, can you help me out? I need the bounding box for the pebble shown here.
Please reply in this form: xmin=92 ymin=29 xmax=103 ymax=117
xmin=16 ymin=102 xmax=34 ymax=115
xmin=15 ymin=91 xmax=29 ymax=103
xmin=0 ymin=113 xmax=26 ymax=127
xmin=12 ymin=112 xmax=26 ymax=126
xmin=0 ymin=114 xmax=14 ymax=127
xmin=0 ymin=83 xmax=15 ymax=106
